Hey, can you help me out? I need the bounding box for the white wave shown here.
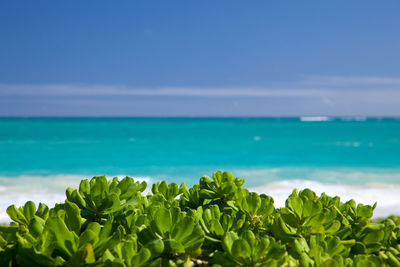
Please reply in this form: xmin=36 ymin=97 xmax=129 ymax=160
xmin=1 ymin=171 xmax=399 ymax=224
xmin=340 ymin=116 xmax=367 ymax=121
xmin=232 ymin=167 xmax=400 ymax=185
xmin=230 ymin=167 xmax=400 ymax=218
xmin=250 ymin=180 xmax=400 ymax=218
xmin=333 ymin=141 xmax=361 ymax=147
xmin=0 ymin=174 xmax=152 ymax=224
xmin=300 ymin=116 xmax=331 ymax=122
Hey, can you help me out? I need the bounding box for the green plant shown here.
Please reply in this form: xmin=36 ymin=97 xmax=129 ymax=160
xmin=0 ymin=171 xmax=399 ymax=266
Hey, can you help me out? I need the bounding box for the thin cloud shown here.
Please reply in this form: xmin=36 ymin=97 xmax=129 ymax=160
xmin=1 ymin=75 xmax=400 ymax=117
xmin=1 ymin=75 xmax=400 ymax=98
xmin=302 ymin=75 xmax=400 ymax=87
xmin=0 ymin=84 xmax=331 ymax=98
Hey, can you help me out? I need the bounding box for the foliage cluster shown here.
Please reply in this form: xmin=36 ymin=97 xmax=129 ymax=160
xmin=0 ymin=171 xmax=400 ymax=266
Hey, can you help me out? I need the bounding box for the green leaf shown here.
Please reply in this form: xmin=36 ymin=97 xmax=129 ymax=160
xmin=222 ymin=232 xmax=238 ymax=254
xmin=357 ymin=204 xmax=373 ymax=218
xmin=35 ymin=203 xmax=49 ymax=220
xmin=168 ymin=239 xmax=185 ymax=253
xmin=172 ymin=216 xmax=195 ymax=242
xmin=303 ymin=199 xmax=322 ymax=218
xmin=245 ymin=192 xmax=261 ymax=216
xmin=363 ymin=230 xmax=384 ymax=244
xmin=79 ymin=229 xmax=98 ymax=248
xmin=241 ymin=230 xmax=256 ymax=249
xmin=28 ymin=216 xmax=45 ymax=238
xmin=222 ymin=172 xmax=235 ymax=183
xmin=90 ymin=176 xmax=108 ymax=207
xmin=199 ymin=189 xmax=216 ymax=199
xmin=131 ymin=247 xmax=151 ymax=266
xmin=154 ymin=207 xmax=172 ymax=236
xmin=79 ymin=179 xmax=91 ymax=198
xmin=287 ymin=192 xmax=303 ymax=218
xmin=231 ymin=239 xmax=251 ymax=263
xmin=67 ymin=189 xmax=87 ymax=210
xmin=67 ymin=243 xmax=95 ymax=266
xmin=220 ymin=182 xmax=236 ymax=196
xmin=64 ymin=202 xmax=82 ymax=235
xmin=210 ymin=219 xmax=224 ymax=236
xmin=254 ymin=237 xmax=270 ymax=260
xmin=145 ymin=239 xmax=164 ymax=258
xmin=45 ymin=215 xmax=78 ymax=258
xmin=7 ymin=205 xmax=27 ymax=225
xmin=23 ymin=201 xmax=36 ymax=222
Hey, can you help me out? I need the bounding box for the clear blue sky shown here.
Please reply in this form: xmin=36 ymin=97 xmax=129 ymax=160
xmin=1 ymin=0 xmax=400 ymax=116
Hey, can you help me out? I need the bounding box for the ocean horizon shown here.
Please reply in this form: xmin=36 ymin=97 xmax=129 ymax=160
xmin=1 ymin=117 xmax=400 ymax=222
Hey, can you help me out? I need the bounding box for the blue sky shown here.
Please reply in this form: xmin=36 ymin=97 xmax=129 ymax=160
xmin=1 ymin=0 xmax=400 ymax=116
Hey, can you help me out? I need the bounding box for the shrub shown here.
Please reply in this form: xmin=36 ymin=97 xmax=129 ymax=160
xmin=0 ymin=171 xmax=399 ymax=266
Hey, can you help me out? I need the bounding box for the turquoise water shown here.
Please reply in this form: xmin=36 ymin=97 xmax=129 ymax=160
xmin=1 ymin=117 xmax=400 ymax=183
xmin=1 ymin=117 xmax=400 ymax=219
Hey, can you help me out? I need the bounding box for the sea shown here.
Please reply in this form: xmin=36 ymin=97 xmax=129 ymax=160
xmin=1 ymin=117 xmax=400 ymax=222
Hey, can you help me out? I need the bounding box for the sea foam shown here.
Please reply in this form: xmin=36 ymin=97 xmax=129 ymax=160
xmin=250 ymin=180 xmax=400 ymax=218
xmin=0 ymin=173 xmax=399 ymax=224
xmin=0 ymin=175 xmax=151 ymax=224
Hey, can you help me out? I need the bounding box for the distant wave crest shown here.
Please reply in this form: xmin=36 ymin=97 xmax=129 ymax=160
xmin=300 ymin=116 xmax=331 ymax=122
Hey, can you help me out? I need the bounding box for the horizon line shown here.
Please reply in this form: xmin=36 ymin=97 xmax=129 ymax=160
xmin=1 ymin=115 xmax=400 ymax=119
